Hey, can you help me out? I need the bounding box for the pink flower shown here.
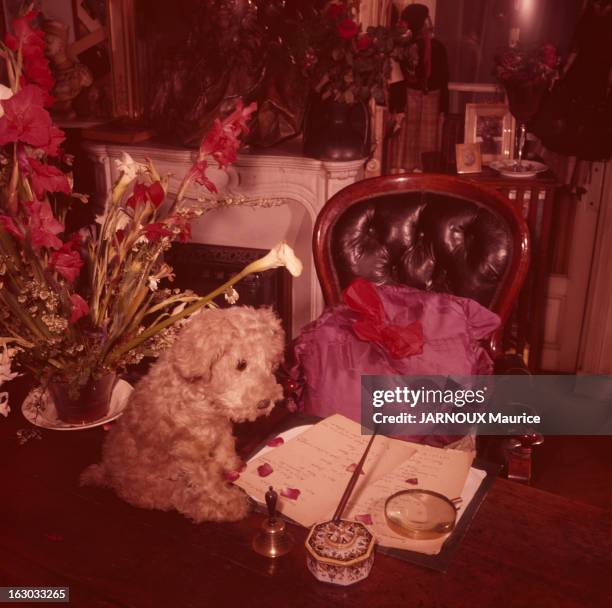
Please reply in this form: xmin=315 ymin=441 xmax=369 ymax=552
xmin=354 ymin=513 xmax=373 ymax=525
xmin=5 ymin=11 xmax=45 ymax=60
xmin=266 ymin=437 xmax=285 ymax=448
xmin=49 ymin=245 xmax=83 ymax=283
xmin=0 ymin=85 xmax=64 ymax=154
xmin=23 ymin=53 xmax=54 ymax=98
xmin=141 ymin=222 xmax=173 ymax=242
xmin=199 ymin=100 xmax=257 ymax=169
xmin=338 ymin=18 xmax=359 ymax=40
xmin=27 ymin=158 xmax=70 ymax=199
xmin=126 ymin=181 xmax=165 ymax=209
xmin=346 ymin=463 xmax=366 ymax=475
xmin=69 ymin=294 xmax=89 ymax=323
xmin=280 ymin=487 xmax=300 ymax=500
xmin=188 ymin=160 xmax=217 ymax=193
xmin=356 ymin=34 xmax=372 ymax=51
xmin=22 ymin=200 xmax=64 ymax=250
xmin=0 ymin=215 xmax=24 ymax=240
xmin=257 ymin=463 xmax=273 ymax=477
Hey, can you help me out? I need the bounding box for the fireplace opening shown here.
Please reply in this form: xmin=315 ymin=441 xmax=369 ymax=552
xmin=166 ymin=243 xmax=293 ymax=342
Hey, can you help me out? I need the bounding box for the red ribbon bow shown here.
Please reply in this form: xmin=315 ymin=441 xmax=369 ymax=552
xmin=343 ymin=279 xmax=424 ymax=359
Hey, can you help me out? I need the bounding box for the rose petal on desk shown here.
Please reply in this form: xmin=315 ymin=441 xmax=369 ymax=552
xmin=405 ymin=477 xmax=418 ymax=485
xmin=281 ymin=487 xmax=300 ymax=500
xmin=355 ymin=513 xmax=373 ymax=525
xmin=224 ymin=470 xmax=241 ymax=482
xmin=266 ymin=437 xmax=284 ymax=448
xmin=257 ymin=463 xmax=273 ymax=477
xmin=346 ymin=463 xmax=366 ymax=475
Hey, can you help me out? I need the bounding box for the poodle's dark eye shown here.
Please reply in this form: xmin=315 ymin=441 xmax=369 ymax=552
xmin=236 ymin=359 xmax=247 ymax=371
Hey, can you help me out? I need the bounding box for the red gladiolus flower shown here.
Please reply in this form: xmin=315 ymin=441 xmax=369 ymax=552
xmin=0 ymin=85 xmax=64 ymax=155
xmin=49 ymin=242 xmax=83 ymax=283
xmin=126 ymin=181 xmax=165 ymax=209
xmin=326 ymin=3 xmax=345 ymax=20
xmin=188 ymin=160 xmax=218 ymax=193
xmin=69 ymin=293 xmax=89 ymax=323
xmin=141 ymin=222 xmax=173 ymax=242
xmin=22 ymin=200 xmax=64 ymax=250
xmin=356 ymin=34 xmax=372 ymax=51
xmin=199 ymin=100 xmax=257 ymax=169
xmin=5 ymin=10 xmax=45 ymax=60
xmin=338 ymin=18 xmax=359 ymax=40
xmin=27 ymin=157 xmax=70 ymax=199
xmin=23 ymin=53 xmax=54 ymax=97
xmin=0 ymin=215 xmax=24 ymax=240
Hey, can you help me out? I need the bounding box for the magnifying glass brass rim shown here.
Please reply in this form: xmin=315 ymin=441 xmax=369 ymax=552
xmin=384 ymin=489 xmax=459 ymax=540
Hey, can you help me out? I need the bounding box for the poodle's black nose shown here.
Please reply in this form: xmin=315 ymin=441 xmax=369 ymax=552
xmin=257 ymin=399 xmax=271 ymax=410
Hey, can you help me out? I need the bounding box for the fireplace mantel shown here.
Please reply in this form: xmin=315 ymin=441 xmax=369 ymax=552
xmin=83 ymin=140 xmax=365 ymax=334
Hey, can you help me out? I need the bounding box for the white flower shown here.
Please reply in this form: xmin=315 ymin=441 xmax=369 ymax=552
xmin=0 ymin=84 xmax=14 ymax=119
xmin=244 ymin=241 xmax=303 ymax=277
xmin=148 ymin=277 xmax=159 ymax=291
xmin=0 ymin=345 xmax=19 ymax=385
xmin=224 ymin=286 xmax=239 ymax=304
xmin=0 ymin=393 xmax=9 ymax=417
xmin=114 ymin=152 xmax=146 ymax=182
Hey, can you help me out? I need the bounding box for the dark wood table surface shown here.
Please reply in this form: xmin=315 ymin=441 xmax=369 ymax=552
xmin=1 ymin=392 xmax=611 ymax=608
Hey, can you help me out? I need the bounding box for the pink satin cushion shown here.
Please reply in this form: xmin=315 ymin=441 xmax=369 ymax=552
xmin=295 ymin=283 xmax=500 ymax=422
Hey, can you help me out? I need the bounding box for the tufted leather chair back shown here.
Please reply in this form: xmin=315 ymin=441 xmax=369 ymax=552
xmin=313 ymin=174 xmax=530 ymax=340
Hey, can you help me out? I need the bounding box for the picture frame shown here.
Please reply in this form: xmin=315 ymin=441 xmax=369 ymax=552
xmin=464 ymin=103 xmax=515 ymax=164
xmin=455 ymin=143 xmax=482 ymax=174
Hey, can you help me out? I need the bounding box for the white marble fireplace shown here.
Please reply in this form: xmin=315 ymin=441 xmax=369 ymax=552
xmin=83 ymin=140 xmax=365 ymax=335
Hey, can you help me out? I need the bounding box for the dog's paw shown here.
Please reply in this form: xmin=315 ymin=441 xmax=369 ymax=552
xmin=219 ymin=487 xmax=251 ymax=522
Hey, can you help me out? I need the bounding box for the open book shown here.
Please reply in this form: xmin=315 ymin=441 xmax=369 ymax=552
xmin=235 ymin=414 xmax=475 ymax=555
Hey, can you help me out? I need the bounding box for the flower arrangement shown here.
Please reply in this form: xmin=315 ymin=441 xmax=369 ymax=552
xmin=494 ymin=43 xmax=560 ymax=85
xmin=292 ymin=2 xmax=412 ymax=105
xmin=0 ymin=8 xmax=302 ymax=417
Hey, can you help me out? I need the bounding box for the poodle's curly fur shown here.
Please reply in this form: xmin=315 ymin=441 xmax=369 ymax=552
xmin=81 ymin=306 xmax=285 ymax=522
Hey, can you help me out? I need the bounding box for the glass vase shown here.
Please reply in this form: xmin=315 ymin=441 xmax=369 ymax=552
xmin=49 ymin=373 xmax=117 ymax=424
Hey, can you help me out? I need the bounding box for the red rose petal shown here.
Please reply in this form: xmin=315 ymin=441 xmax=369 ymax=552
xmin=405 ymin=477 xmax=418 ymax=485
xmin=266 ymin=437 xmax=284 ymax=448
xmin=280 ymin=487 xmax=300 ymax=500
xmin=257 ymin=463 xmax=273 ymax=477
xmin=346 ymin=463 xmax=366 ymax=475
xmin=224 ymin=470 xmax=241 ymax=482
xmin=355 ymin=513 xmax=373 ymax=525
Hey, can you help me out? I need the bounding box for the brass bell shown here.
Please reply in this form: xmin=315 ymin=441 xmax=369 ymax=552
xmin=252 ymin=486 xmax=294 ymax=558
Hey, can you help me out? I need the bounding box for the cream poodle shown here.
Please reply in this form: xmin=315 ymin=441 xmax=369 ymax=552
xmin=81 ymin=306 xmax=285 ymax=522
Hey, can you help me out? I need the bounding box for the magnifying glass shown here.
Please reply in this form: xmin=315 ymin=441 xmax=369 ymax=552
xmin=384 ymin=490 xmax=462 ymax=540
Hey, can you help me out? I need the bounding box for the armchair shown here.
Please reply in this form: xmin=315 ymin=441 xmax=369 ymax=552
xmin=312 ymin=173 xmax=539 ymax=480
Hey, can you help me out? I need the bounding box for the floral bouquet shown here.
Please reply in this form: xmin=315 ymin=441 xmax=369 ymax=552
xmin=0 ymin=8 xmax=302 ymax=422
xmin=494 ymin=43 xmax=560 ymax=86
xmin=291 ymin=2 xmax=412 ymax=105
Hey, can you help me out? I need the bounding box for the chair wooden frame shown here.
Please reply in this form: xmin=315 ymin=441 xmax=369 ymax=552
xmin=313 ymin=173 xmax=531 ymax=355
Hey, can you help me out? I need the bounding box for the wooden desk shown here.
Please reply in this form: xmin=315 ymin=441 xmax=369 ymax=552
xmin=462 ymin=169 xmax=558 ymax=372
xmin=1 ymin=403 xmax=610 ymax=608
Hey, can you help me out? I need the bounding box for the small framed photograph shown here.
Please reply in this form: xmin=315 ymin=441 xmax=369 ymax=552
xmin=455 ymin=143 xmax=482 ymax=174
xmin=464 ymin=103 xmax=515 ymax=164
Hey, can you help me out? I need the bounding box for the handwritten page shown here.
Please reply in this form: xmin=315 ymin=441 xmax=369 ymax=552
xmin=344 ymin=445 xmax=474 ymax=554
xmin=235 ymin=414 xmax=473 ymax=553
xmin=235 ymin=415 xmax=416 ymax=526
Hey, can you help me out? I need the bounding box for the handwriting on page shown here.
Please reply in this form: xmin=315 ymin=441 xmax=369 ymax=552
xmin=234 ymin=414 xmax=473 ymax=553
